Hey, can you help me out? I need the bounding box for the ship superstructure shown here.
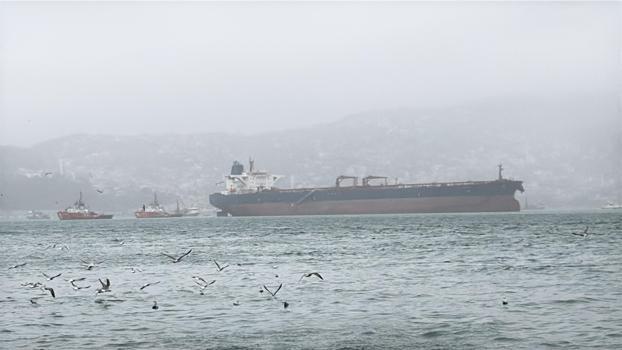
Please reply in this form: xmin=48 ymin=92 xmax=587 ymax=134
xmin=222 ymin=160 xmax=283 ymax=195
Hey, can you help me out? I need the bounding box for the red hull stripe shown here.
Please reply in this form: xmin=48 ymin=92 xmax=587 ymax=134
xmin=222 ymin=195 xmax=520 ymax=216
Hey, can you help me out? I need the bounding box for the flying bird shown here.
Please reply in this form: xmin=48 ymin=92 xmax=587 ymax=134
xmin=8 ymin=262 xmax=27 ymax=269
xmin=263 ymin=283 xmax=282 ymax=297
xmin=22 ymin=282 xmax=43 ymax=289
xmin=66 ymin=277 xmax=86 ymax=283
xmin=192 ymin=276 xmax=213 ymax=285
xmin=162 ymin=249 xmax=192 ymax=263
xmin=140 ymin=281 xmax=161 ymax=291
xmin=214 ymin=260 xmax=229 ymax=272
xmin=193 ymin=277 xmax=216 ymax=294
xmin=299 ymin=272 xmax=324 ymax=281
xmin=42 ymin=286 xmax=56 ymax=298
xmin=42 ymin=272 xmax=62 ymax=281
xmin=44 ymin=172 xmax=53 ymax=176
xmin=81 ymin=259 xmax=102 ymax=270
xmin=96 ymin=278 xmax=111 ymax=294
xmin=572 ymin=226 xmax=590 ymax=237
xmin=48 ymin=243 xmax=69 ymax=251
xmin=70 ymin=281 xmax=91 ymax=290
xmin=96 ymin=189 xmax=104 ymax=194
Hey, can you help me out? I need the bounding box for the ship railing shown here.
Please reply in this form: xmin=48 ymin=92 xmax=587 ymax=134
xmin=267 ymin=179 xmax=520 ymax=192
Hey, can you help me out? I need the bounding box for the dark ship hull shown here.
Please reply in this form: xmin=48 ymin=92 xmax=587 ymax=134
xmin=210 ymin=179 xmax=524 ymax=217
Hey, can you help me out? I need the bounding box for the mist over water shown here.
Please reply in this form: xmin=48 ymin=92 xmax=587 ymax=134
xmin=1 ymin=212 xmax=621 ymax=349
xmin=1 ymin=2 xmax=621 ymax=348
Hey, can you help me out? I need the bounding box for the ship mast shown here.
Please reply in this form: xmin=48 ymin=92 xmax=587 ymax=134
xmin=498 ymin=164 xmax=504 ymax=180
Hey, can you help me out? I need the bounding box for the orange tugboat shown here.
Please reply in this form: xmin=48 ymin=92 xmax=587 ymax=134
xmin=57 ymin=192 xmax=113 ymax=220
xmin=135 ymin=193 xmax=182 ymax=218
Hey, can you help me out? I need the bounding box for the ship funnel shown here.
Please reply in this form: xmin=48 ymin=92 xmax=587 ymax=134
xmin=231 ymin=161 xmax=244 ymax=175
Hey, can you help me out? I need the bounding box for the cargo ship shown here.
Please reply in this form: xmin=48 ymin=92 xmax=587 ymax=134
xmin=57 ymin=192 xmax=113 ymax=220
xmin=135 ymin=193 xmax=182 ymax=218
xmin=209 ymin=160 xmax=524 ymax=217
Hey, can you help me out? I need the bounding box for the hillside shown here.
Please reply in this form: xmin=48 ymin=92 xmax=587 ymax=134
xmin=1 ymin=94 xmax=620 ymax=212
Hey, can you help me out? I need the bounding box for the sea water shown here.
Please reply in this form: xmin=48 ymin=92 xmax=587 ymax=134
xmin=0 ymin=211 xmax=621 ymax=349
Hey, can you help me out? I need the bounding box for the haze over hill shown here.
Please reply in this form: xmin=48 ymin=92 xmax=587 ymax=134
xmin=1 ymin=93 xmax=620 ymax=213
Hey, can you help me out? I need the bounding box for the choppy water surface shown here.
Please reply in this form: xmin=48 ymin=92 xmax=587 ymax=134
xmin=1 ymin=211 xmax=621 ymax=349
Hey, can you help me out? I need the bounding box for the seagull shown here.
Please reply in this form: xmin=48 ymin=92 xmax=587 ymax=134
xmin=233 ymin=301 xmax=240 ymax=306
xmin=299 ymin=272 xmax=324 ymax=281
xmin=572 ymin=226 xmax=590 ymax=238
xmin=44 ymin=171 xmax=53 ymax=176
xmin=70 ymin=281 xmax=91 ymax=290
xmin=8 ymin=262 xmax=27 ymax=270
xmin=42 ymin=286 xmax=56 ymax=298
xmin=283 ymin=301 xmax=289 ymax=309
xmin=140 ymin=281 xmax=161 ymax=290
xmin=42 ymin=272 xmax=62 ymax=281
xmin=263 ymin=283 xmax=282 ymax=297
xmin=162 ymin=249 xmax=192 ymax=263
xmin=96 ymin=189 xmax=104 ymax=194
xmin=96 ymin=278 xmax=111 ymax=294
xmin=127 ymin=267 xmax=143 ymax=273
xmin=66 ymin=277 xmax=86 ymax=284
xmin=194 ymin=279 xmax=216 ymax=288
xmin=192 ymin=276 xmax=212 ymax=285
xmin=48 ymin=243 xmax=69 ymax=251
xmin=30 ymin=298 xmax=38 ymax=305
xmin=152 ymin=300 xmax=159 ymax=310
xmin=214 ymin=260 xmax=229 ymax=272
xmin=81 ymin=259 xmax=102 ymax=270
xmin=502 ymin=297 xmax=508 ymax=305
xmin=194 ymin=277 xmax=216 ymax=294
xmin=22 ymin=282 xmax=42 ymax=288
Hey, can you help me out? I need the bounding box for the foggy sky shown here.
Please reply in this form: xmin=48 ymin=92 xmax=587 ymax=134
xmin=0 ymin=1 xmax=620 ymax=147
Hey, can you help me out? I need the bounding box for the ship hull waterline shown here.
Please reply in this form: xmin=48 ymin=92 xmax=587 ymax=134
xmin=212 ymin=194 xmax=520 ymax=217
xmin=57 ymin=213 xmax=113 ymax=220
xmin=134 ymin=212 xmax=183 ymax=219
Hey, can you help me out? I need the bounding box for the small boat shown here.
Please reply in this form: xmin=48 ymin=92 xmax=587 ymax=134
xmin=602 ymin=201 xmax=622 ymax=210
xmin=57 ymin=192 xmax=113 ymax=220
xmin=173 ymin=200 xmax=201 ymax=217
xmin=26 ymin=210 xmax=51 ymax=220
xmin=135 ymin=193 xmax=182 ymax=218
